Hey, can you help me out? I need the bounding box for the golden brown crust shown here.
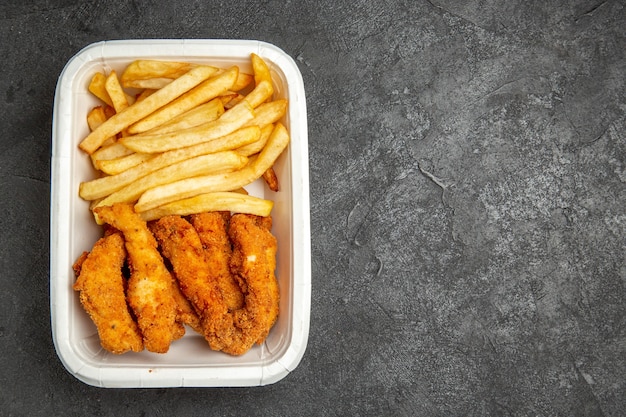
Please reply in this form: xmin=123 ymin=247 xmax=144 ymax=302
xmin=189 ymin=212 xmax=244 ymax=312
xmin=94 ymin=203 xmax=179 ymax=353
xmin=73 ymin=232 xmax=143 ymax=354
xmin=228 ymin=214 xmax=279 ymax=349
xmin=150 ymin=215 xmax=232 ymax=351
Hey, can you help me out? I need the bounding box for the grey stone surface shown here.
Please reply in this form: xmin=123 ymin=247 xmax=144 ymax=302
xmin=1 ymin=1 xmax=624 ymax=416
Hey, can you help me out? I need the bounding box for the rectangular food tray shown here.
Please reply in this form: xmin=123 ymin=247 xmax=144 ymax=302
xmin=50 ymin=39 xmax=311 ymax=388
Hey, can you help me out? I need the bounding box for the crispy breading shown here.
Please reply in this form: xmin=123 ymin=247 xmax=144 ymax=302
xmin=150 ymin=213 xmax=279 ymax=356
xmin=149 ymin=215 xmax=232 ymax=351
xmin=169 ymin=275 xmax=203 ymax=334
xmin=228 ymin=214 xmax=279 ymax=348
xmin=94 ymin=203 xmax=180 ymax=353
xmin=189 ymin=212 xmax=244 ymax=311
xmin=73 ymin=232 xmax=143 ymax=354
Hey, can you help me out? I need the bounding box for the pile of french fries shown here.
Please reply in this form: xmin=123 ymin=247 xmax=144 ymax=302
xmin=77 ymin=54 xmax=289 ymax=223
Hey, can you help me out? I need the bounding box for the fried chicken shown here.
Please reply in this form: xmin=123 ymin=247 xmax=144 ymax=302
xmin=189 ymin=212 xmax=244 ymax=312
xmin=228 ymin=214 xmax=280 ymax=348
xmin=149 ymin=215 xmax=232 ymax=351
xmin=72 ymin=232 xmax=143 ymax=354
xmin=94 ymin=203 xmax=181 ymax=353
xmin=77 ymin=205 xmax=280 ymax=356
xmin=151 ymin=214 xmax=280 ymax=356
xmin=169 ymin=276 xmax=202 ymax=334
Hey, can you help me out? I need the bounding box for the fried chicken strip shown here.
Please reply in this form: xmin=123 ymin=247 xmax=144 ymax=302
xmin=149 ymin=216 xmax=232 ymax=351
xmin=189 ymin=212 xmax=244 ymax=312
xmin=150 ymin=213 xmax=280 ymax=356
xmin=73 ymin=232 xmax=143 ymax=354
xmin=94 ymin=203 xmax=181 ymax=353
xmin=169 ymin=277 xmax=202 ymax=334
xmin=228 ymin=214 xmax=280 ymax=350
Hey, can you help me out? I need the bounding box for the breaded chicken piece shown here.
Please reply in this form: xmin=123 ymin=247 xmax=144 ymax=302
xmin=168 ymin=273 xmax=202 ymax=334
xmin=150 ymin=213 xmax=280 ymax=356
xmin=94 ymin=203 xmax=181 ymax=353
xmin=150 ymin=216 xmax=232 ymax=351
xmin=189 ymin=212 xmax=244 ymax=312
xmin=228 ymin=214 xmax=280 ymax=349
xmin=73 ymin=232 xmax=143 ymax=354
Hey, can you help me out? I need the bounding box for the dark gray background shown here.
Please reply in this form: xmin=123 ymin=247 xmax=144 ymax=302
xmin=1 ymin=1 xmax=624 ymax=416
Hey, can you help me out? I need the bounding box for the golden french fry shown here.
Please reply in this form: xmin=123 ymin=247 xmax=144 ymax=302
xmin=135 ymin=88 xmax=156 ymax=102
xmin=223 ymin=93 xmax=245 ymax=109
xmin=262 ymin=167 xmax=279 ymax=192
xmin=88 ymin=72 xmax=113 ymax=107
xmin=120 ymin=100 xmax=255 ymax=153
xmin=134 ymin=123 xmax=290 ymax=212
xmin=125 ymin=78 xmax=175 ymax=90
xmin=243 ymin=99 xmax=287 ymax=128
xmin=127 ymin=66 xmax=239 ymax=134
xmin=79 ymin=125 xmax=261 ymax=201
xmin=120 ymin=60 xmax=201 ymax=88
xmin=231 ymin=72 xmax=254 ymax=92
xmin=121 ymin=63 xmax=247 ymax=91
xmin=96 ymin=152 xmax=154 ymax=175
xmin=86 ymin=106 xmax=108 ymax=131
xmin=251 ymin=53 xmax=272 ymax=85
xmin=93 ymin=151 xmax=248 ymax=210
xmin=232 ymin=187 xmax=249 ymax=195
xmin=250 ymin=123 xmax=290 ymax=176
xmin=138 ymin=192 xmax=273 ymax=222
xmin=244 ymin=80 xmax=273 ymax=109
xmin=142 ymin=98 xmax=225 ymax=135
xmin=241 ymin=54 xmax=274 ymax=108
xmin=218 ymin=92 xmax=239 ymax=104
xmin=79 ymin=65 xmax=219 ymax=154
xmin=236 ymin=123 xmax=274 ymax=156
xmin=105 ymin=70 xmax=131 ymax=112
xmin=90 ymin=142 xmax=134 ymax=165
xmin=87 ymin=107 xmax=120 ymax=167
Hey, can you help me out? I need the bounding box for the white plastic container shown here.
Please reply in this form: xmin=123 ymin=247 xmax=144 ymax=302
xmin=50 ymin=39 xmax=311 ymax=388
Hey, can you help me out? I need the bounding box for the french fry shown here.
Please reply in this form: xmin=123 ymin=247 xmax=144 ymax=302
xmin=79 ymin=65 xmax=219 ymax=154
xmin=90 ymin=142 xmax=134 ymax=166
xmin=243 ymin=80 xmax=273 ymax=109
xmin=242 ymin=54 xmax=274 ymax=108
xmin=120 ymin=60 xmax=201 ymax=88
xmin=86 ymin=106 xmax=108 ymax=131
xmin=123 ymin=73 xmax=253 ymax=91
xmin=223 ymin=93 xmax=246 ymax=109
xmin=127 ymin=66 xmax=239 ymax=134
xmin=105 ymin=70 xmax=132 ymax=112
xmin=120 ymin=62 xmax=252 ymax=90
xmin=120 ymin=100 xmax=255 ymax=153
xmin=236 ymin=123 xmax=274 ymax=156
xmin=251 ymin=53 xmax=272 ymax=85
xmin=218 ymin=92 xmax=240 ymax=105
xmin=243 ymin=99 xmax=287 ymax=128
xmin=93 ymin=151 xmax=248 ymax=211
xmin=230 ymin=72 xmax=254 ymax=92
xmin=134 ymin=123 xmax=290 ymax=212
xmin=79 ymin=126 xmax=261 ymax=201
xmin=139 ymin=192 xmax=274 ymax=222
xmin=96 ymin=152 xmax=154 ymax=175
xmin=262 ymin=167 xmax=279 ymax=192
xmin=142 ymin=98 xmax=225 ymax=135
xmin=135 ymin=88 xmax=156 ymax=102
xmin=88 ymin=72 xmax=113 ymax=107
xmin=126 ymin=78 xmax=176 ymax=90
xmin=87 ymin=107 xmax=122 ymax=167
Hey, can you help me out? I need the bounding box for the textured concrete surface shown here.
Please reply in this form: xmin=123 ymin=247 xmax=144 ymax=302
xmin=1 ymin=1 xmax=624 ymax=416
